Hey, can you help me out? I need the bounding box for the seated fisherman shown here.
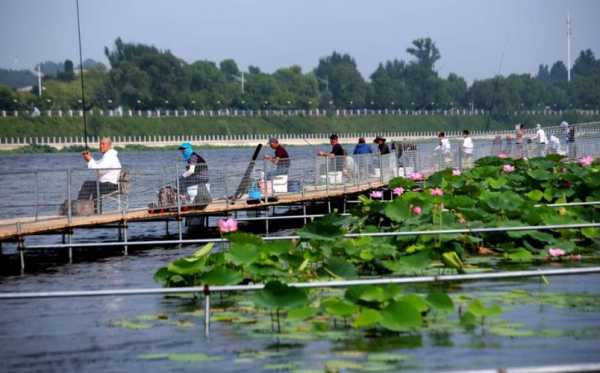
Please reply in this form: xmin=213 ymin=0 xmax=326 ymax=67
xmin=78 ymin=137 xmax=121 ymax=201
xmin=178 ymin=142 xmax=210 ymax=203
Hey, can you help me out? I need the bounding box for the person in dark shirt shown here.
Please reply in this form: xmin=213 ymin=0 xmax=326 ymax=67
xmin=319 ymin=134 xmax=346 ymax=171
xmin=264 ymin=137 xmax=290 ymax=177
xmin=373 ymin=136 xmax=390 ymax=154
xmin=178 ymin=142 xmax=210 ymax=203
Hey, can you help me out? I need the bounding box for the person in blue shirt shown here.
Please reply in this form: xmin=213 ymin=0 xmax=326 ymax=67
xmin=353 ymin=137 xmax=372 ymax=154
xmin=352 ymin=137 xmax=371 ymax=179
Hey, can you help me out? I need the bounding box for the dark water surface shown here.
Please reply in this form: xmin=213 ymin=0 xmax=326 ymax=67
xmin=1 ymin=147 xmax=600 ymax=372
xmin=1 ymin=248 xmax=599 ymax=372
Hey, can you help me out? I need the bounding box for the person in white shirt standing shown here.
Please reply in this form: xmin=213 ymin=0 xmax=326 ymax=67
xmin=78 ymin=137 xmax=122 ymax=201
xmin=434 ymin=132 xmax=452 ymax=169
xmin=461 ymin=130 xmax=474 ymax=169
xmin=535 ymin=124 xmax=548 ymax=157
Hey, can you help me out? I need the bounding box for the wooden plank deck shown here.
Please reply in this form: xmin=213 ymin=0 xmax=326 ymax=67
xmin=0 ymin=181 xmax=383 ymax=241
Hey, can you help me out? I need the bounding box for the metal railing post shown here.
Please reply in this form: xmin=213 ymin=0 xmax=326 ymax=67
xmin=379 ymin=152 xmax=384 ymax=184
xmin=175 ymin=163 xmax=183 ymax=247
xmin=67 ymin=169 xmax=72 ymax=224
xmin=96 ymin=170 xmax=101 ymax=214
xmin=34 ymin=171 xmax=39 ymax=220
xmin=204 ymin=286 xmax=211 ymax=337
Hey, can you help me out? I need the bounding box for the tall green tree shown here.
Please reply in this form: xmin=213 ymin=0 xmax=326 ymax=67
xmin=549 ymin=61 xmax=568 ymax=82
xmin=314 ymin=52 xmax=367 ymax=108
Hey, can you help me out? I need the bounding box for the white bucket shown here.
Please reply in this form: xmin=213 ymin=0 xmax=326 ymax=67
xmin=327 ymin=171 xmax=343 ymax=184
xmin=273 ymin=175 xmax=288 ymax=193
xmin=186 ymin=184 xmax=210 ymax=199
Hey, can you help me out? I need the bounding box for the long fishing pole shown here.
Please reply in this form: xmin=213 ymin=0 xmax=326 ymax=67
xmin=75 ymin=0 xmax=88 ymax=150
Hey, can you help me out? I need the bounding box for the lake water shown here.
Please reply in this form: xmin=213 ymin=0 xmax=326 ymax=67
xmin=1 ymin=144 xmax=600 ymax=372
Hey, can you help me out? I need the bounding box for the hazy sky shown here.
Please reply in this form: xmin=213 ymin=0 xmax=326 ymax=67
xmin=1 ymin=0 xmax=599 ymax=83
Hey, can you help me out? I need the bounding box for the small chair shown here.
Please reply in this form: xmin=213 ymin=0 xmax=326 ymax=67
xmin=101 ymin=169 xmax=131 ymax=213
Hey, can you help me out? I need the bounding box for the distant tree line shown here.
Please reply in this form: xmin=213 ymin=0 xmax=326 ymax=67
xmin=1 ymin=37 xmax=599 ymax=119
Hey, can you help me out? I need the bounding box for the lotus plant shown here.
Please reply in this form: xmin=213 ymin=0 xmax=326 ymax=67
xmin=430 ymin=188 xmax=444 ymax=197
xmin=579 ymin=155 xmax=593 ymax=167
xmin=408 ymin=172 xmax=425 ymax=181
xmin=502 ymin=164 xmax=515 ymax=173
xmin=548 ymin=247 xmax=566 ymax=258
xmin=218 ymin=217 xmax=238 ymax=234
xmin=392 ymin=187 xmax=405 ymax=196
xmin=412 ymin=206 xmax=422 ymax=215
xmin=370 ymin=190 xmax=384 ymax=199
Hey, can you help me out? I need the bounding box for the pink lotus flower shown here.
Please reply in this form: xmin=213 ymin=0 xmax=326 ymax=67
xmin=548 ymin=248 xmax=566 ymax=258
xmin=430 ymin=188 xmax=444 ymax=196
xmin=570 ymin=254 xmax=582 ymax=261
xmin=579 ymin=155 xmax=594 ymax=167
xmin=370 ymin=190 xmax=384 ymax=199
xmin=502 ymin=164 xmax=515 ymax=173
xmin=498 ymin=153 xmax=509 ymax=159
xmin=218 ymin=218 xmax=238 ymax=234
xmin=408 ymin=172 xmax=425 ymax=181
xmin=452 ymin=169 xmax=461 ymax=176
xmin=412 ymin=206 xmax=422 ymax=215
xmin=392 ymin=187 xmax=405 ymax=196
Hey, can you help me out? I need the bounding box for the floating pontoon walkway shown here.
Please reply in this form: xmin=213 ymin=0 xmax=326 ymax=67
xmin=0 ymin=182 xmax=384 ymax=241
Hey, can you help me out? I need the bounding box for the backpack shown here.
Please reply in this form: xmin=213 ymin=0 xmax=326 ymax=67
xmin=158 ymin=186 xmax=178 ymax=207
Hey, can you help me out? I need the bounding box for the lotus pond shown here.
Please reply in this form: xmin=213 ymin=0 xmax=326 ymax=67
xmin=1 ymin=154 xmax=600 ymax=372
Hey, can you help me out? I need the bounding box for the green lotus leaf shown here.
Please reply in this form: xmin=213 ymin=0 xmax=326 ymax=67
xmin=324 ymin=257 xmax=358 ymax=279
xmin=353 ymin=308 xmax=383 ymax=328
xmin=378 ymin=300 xmax=422 ymax=331
xmin=384 ymin=198 xmax=412 ymax=223
xmin=426 ymin=292 xmax=454 ymax=313
xmin=322 ymin=298 xmax=358 ymax=317
xmin=287 ymin=306 xmax=317 ymax=321
xmin=199 ymin=267 xmax=243 ymax=285
xmin=252 ymin=281 xmax=309 ymax=310
xmin=167 ymin=256 xmax=206 ymax=276
xmin=226 ymin=242 xmax=260 ymax=265
xmin=191 ymin=242 xmax=214 ymax=258
xmin=399 ymin=294 xmax=429 ymax=313
xmin=503 ymin=248 xmax=534 ymax=262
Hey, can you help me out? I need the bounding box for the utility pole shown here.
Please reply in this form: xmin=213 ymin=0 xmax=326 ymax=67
xmin=234 ymin=71 xmax=245 ymax=95
xmin=567 ymin=11 xmax=572 ymax=82
xmin=37 ymin=63 xmax=42 ymax=96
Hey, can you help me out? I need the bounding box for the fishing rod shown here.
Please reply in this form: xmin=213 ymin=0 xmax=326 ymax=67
xmin=75 ymin=0 xmax=88 ymax=150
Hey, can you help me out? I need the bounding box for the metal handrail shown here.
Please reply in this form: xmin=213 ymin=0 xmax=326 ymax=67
xmin=1 ymin=267 xmax=599 ymax=300
xmin=22 ymin=222 xmax=600 ymax=250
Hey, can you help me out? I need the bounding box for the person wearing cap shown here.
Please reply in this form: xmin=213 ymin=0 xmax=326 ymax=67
xmin=373 ymin=136 xmax=390 ymax=155
xmin=264 ymin=137 xmax=290 ymax=177
xmin=178 ymin=142 xmax=210 ymax=204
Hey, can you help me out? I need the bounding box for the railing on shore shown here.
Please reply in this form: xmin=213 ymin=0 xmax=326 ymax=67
xmin=2 ymin=107 xmax=600 ymax=120
xmin=1 ymin=121 xmax=600 ymax=149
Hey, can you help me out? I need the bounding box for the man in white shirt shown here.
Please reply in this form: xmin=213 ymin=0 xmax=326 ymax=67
xmin=78 ymin=137 xmax=122 ymax=201
xmin=535 ymin=124 xmax=548 ymax=157
xmin=434 ymin=131 xmax=452 ymax=169
xmin=461 ymin=130 xmax=474 ymax=168
xmin=548 ymin=134 xmax=562 ymax=155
